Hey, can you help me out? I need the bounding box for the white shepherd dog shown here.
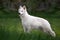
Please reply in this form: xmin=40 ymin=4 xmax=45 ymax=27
xmin=18 ymin=5 xmax=56 ymax=37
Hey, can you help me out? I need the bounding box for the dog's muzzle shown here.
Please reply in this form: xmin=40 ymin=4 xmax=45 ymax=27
xmin=18 ymin=13 xmax=20 ymax=15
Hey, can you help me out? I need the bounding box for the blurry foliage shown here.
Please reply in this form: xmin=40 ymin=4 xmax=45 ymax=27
xmin=0 ymin=0 xmax=60 ymax=13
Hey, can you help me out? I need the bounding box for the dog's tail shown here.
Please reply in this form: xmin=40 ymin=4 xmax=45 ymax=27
xmin=50 ymin=30 xmax=56 ymax=37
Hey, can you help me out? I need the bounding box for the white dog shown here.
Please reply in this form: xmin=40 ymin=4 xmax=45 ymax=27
xmin=18 ymin=5 xmax=56 ymax=37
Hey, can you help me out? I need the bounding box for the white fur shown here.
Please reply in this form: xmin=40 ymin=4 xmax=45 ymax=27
xmin=18 ymin=6 xmax=56 ymax=37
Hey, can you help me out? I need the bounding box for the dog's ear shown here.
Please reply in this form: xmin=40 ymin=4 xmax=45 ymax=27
xmin=20 ymin=6 xmax=22 ymax=8
xmin=23 ymin=5 xmax=26 ymax=10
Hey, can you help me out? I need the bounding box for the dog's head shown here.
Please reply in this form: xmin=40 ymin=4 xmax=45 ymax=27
xmin=18 ymin=5 xmax=26 ymax=15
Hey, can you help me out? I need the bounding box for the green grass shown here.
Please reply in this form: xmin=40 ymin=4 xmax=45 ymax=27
xmin=0 ymin=9 xmax=60 ymax=40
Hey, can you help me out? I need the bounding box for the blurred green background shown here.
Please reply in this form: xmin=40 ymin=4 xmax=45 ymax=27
xmin=0 ymin=0 xmax=60 ymax=40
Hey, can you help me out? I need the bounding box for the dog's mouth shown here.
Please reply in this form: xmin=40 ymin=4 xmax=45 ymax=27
xmin=18 ymin=12 xmax=24 ymax=15
xmin=18 ymin=13 xmax=23 ymax=16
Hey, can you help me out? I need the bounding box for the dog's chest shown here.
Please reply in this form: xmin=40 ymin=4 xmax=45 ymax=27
xmin=21 ymin=17 xmax=32 ymax=26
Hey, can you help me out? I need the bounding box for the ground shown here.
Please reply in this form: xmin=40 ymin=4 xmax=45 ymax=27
xmin=0 ymin=9 xmax=60 ymax=40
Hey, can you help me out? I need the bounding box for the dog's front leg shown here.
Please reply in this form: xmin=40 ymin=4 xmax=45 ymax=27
xmin=23 ymin=26 xmax=27 ymax=32
xmin=23 ymin=27 xmax=31 ymax=33
xmin=23 ymin=26 xmax=30 ymax=33
xmin=26 ymin=26 xmax=31 ymax=33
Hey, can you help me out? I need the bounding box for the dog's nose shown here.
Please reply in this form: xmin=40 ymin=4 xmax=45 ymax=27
xmin=18 ymin=13 xmax=20 ymax=15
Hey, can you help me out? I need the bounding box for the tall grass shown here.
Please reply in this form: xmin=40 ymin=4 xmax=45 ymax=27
xmin=0 ymin=10 xmax=60 ymax=40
